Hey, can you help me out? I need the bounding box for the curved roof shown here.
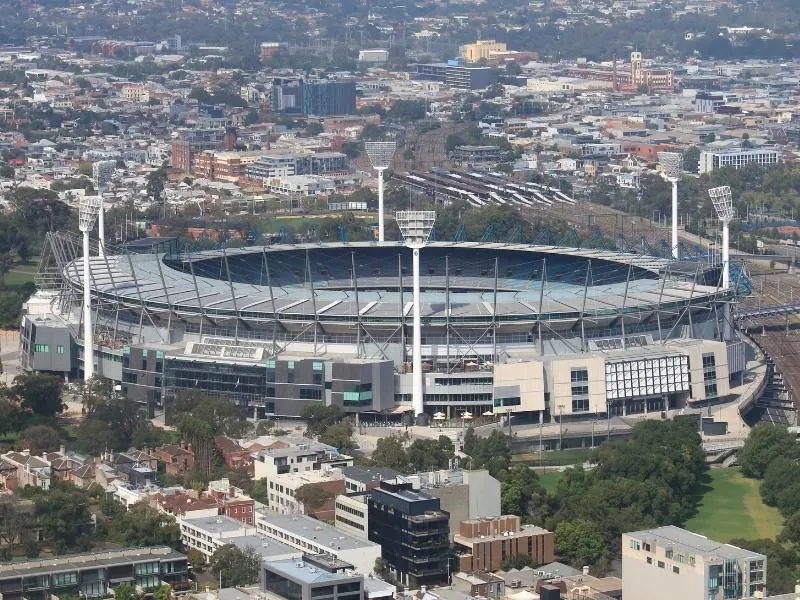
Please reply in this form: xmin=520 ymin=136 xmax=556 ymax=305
xmin=67 ymin=242 xmax=724 ymax=325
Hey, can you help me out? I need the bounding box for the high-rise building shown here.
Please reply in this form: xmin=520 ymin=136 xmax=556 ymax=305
xmin=622 ymin=526 xmax=766 ymax=600
xmin=367 ymin=479 xmax=450 ymax=587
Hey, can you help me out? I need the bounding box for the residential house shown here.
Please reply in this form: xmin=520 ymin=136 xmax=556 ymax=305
xmin=157 ymin=444 xmax=195 ymax=477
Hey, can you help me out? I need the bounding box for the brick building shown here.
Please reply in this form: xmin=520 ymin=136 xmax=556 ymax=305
xmin=454 ymin=515 xmax=554 ymax=572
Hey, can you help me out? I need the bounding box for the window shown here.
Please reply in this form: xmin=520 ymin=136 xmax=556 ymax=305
xmin=56 ymin=345 xmax=65 ymax=354
xmin=313 ymin=361 xmax=324 ymax=371
xmin=629 ymin=540 xmax=640 ymax=550
xmin=34 ymin=344 xmax=49 ymax=353
xmin=266 ymin=359 xmax=276 ymax=369
xmin=657 ymin=561 xmax=665 ymax=569
xmin=666 ymin=549 xmax=673 ymax=559
xmin=287 ymin=360 xmax=295 ymax=369
xmin=702 ymin=353 xmax=718 ymax=398
xmin=571 ymin=368 xmax=590 ymax=412
xmin=673 ymin=566 xmax=680 ymax=574
xmin=300 ymin=388 xmax=323 ymax=400
xmin=646 ymin=557 xmax=653 ymax=565
xmin=494 ymin=396 xmax=521 ymax=408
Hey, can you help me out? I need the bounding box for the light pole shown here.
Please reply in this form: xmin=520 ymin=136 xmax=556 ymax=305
xmin=96 ymin=197 xmax=105 ymax=258
xmin=558 ymin=404 xmax=564 ymax=450
xmin=708 ymin=186 xmax=735 ymax=290
xmin=658 ymin=152 xmax=682 ymax=260
xmin=396 ymin=210 xmax=436 ymax=417
xmin=78 ymin=195 xmax=102 ymax=382
xmin=365 ymin=142 xmax=396 ymax=242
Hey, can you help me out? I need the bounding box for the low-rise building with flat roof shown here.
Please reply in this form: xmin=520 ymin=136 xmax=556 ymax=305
xmin=255 ymin=511 xmax=380 ymax=576
xmin=181 ymin=515 xmax=259 ymax=561
xmin=261 ymin=556 xmax=363 ymax=600
xmin=454 ymin=515 xmax=554 ymax=572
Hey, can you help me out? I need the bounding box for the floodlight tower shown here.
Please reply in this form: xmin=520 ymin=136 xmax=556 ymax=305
xmin=658 ymin=152 xmax=683 ymax=260
xmin=396 ymin=210 xmax=436 ymax=417
xmin=708 ymin=186 xmax=735 ymax=290
xmin=78 ymin=195 xmax=101 ymax=381
xmin=96 ymin=197 xmax=105 ymax=258
xmin=365 ymin=141 xmax=396 ymax=242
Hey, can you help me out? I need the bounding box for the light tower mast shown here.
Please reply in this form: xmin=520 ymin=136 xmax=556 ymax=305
xmin=708 ymin=186 xmax=735 ymax=290
xmin=365 ymin=142 xmax=396 ymax=242
xmin=396 ymin=210 xmax=435 ymax=417
xmin=658 ymin=152 xmax=683 ymax=260
xmin=78 ymin=195 xmax=101 ymax=381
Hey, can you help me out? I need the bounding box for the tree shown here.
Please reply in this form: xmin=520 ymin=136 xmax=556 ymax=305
xmin=35 ymin=486 xmax=94 ymax=550
xmin=108 ymin=502 xmax=182 ymax=550
xmin=210 ymin=545 xmax=261 ymax=587
xmin=370 ymin=434 xmax=409 ymax=472
xmin=740 ymin=423 xmax=798 ymax=479
xmin=554 ymin=520 xmax=606 ymax=567
xmin=147 ymin=165 xmax=167 ymax=202
xmin=683 ymin=146 xmax=701 ymax=174
xmin=302 ymin=404 xmax=344 ymax=437
xmin=294 ymin=484 xmax=335 ymax=511
xmin=112 ymin=583 xmax=139 ymax=600
xmin=151 ymin=584 xmax=172 ymax=600
xmin=250 ymin=479 xmax=269 ymax=505
xmin=12 ymin=373 xmax=63 ymax=417
xmin=319 ymin=421 xmax=355 ymax=453
xmin=20 ymin=425 xmax=61 ymax=454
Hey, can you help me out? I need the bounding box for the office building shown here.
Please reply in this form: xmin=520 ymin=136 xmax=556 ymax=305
xmin=622 ymin=526 xmax=767 ymax=600
xmin=459 ymin=40 xmax=507 ymax=63
xmin=261 ymin=556 xmax=363 ymax=600
xmin=416 ymin=62 xmax=496 ymax=90
xmin=406 ymin=469 xmax=501 ymax=539
xmin=368 ymin=479 xmax=450 ymax=587
xmin=0 ymin=547 xmax=188 ymax=600
xmin=255 ymin=511 xmax=381 ymax=576
xmin=453 ymin=516 xmax=554 ymax=572
xmin=271 ymin=81 xmax=356 ymax=116
xmin=334 ymin=495 xmax=368 ymax=539
xmin=253 ymin=440 xmax=353 ymax=481
xmin=699 ymin=148 xmax=780 ymax=174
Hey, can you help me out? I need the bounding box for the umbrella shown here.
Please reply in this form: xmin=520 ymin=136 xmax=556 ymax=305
xmin=482 ymin=410 xmax=494 ymax=416
xmin=433 ymin=412 xmax=446 ymax=420
xmin=462 ymin=411 xmax=473 ymax=419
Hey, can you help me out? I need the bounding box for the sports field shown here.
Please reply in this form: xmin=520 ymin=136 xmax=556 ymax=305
xmin=537 ymin=471 xmax=563 ymax=492
xmin=685 ymin=468 xmax=783 ymax=542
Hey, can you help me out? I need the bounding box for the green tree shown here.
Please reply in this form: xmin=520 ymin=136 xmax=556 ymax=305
xmin=319 ymin=421 xmax=355 ymax=453
xmin=301 ymin=404 xmax=344 ymax=437
xmin=20 ymin=425 xmax=61 ymax=454
xmin=210 ymin=545 xmax=261 ymax=587
xmin=108 ymin=502 xmax=182 ymax=550
xmin=554 ymin=520 xmax=605 ymax=567
xmin=294 ymin=484 xmax=335 ymax=511
xmin=12 ymin=373 xmax=63 ymax=417
xmin=151 ymin=584 xmax=171 ymax=600
xmin=250 ymin=479 xmax=269 ymax=505
xmin=112 ymin=583 xmax=139 ymax=600
xmin=370 ymin=434 xmax=409 ymax=472
xmin=740 ymin=423 xmax=798 ymax=479
xmin=683 ymin=146 xmax=700 ymax=174
xmin=35 ymin=486 xmax=94 ymax=550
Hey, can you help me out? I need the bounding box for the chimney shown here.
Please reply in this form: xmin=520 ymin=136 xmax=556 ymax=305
xmin=59 ymin=444 xmax=66 ymax=456
xmin=582 ymin=566 xmax=590 ymax=576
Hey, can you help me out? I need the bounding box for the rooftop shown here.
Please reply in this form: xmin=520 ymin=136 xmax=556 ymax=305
xmin=0 ymin=547 xmax=185 ymax=578
xmin=266 ymin=558 xmax=360 ymax=585
xmin=626 ymin=526 xmax=766 ymax=562
xmin=340 ymin=466 xmax=401 ymax=485
xmin=183 ymin=515 xmax=253 ymax=535
xmin=257 ymin=512 xmax=379 ymax=552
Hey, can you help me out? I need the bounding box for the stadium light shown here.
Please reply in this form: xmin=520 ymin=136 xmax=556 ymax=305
xmin=396 ymin=210 xmax=436 ymax=417
xmin=97 ymin=198 xmax=105 ymax=258
xmin=708 ymin=186 xmax=735 ymax=290
xmin=365 ymin=141 xmax=396 ymax=242
xmin=78 ymin=195 xmax=101 ymax=381
xmin=658 ymin=152 xmax=682 ymax=260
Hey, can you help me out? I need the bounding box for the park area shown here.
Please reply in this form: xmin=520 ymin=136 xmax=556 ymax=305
xmin=535 ymin=467 xmax=781 ymax=542
xmin=684 ymin=469 xmax=782 ymax=542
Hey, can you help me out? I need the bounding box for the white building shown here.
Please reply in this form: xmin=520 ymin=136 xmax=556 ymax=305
xmin=255 ymin=511 xmax=381 ymax=576
xmin=180 ymin=515 xmax=259 ymax=561
xmin=699 ymin=147 xmax=780 ymax=174
xmin=252 ymin=442 xmax=352 ymax=481
xmin=267 ymin=470 xmax=344 ymax=516
xmin=622 ymin=526 xmax=766 ymax=600
xmin=358 ymin=50 xmax=389 ymax=63
xmin=333 ymin=494 xmax=368 ymax=539
xmin=265 ymin=175 xmax=335 ymax=196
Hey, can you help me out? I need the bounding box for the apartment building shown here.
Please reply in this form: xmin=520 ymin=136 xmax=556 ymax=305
xmin=267 ymin=470 xmax=345 ymax=520
xmin=254 ymin=511 xmax=381 ymax=575
xmin=261 ymin=556 xmax=364 ymax=600
xmin=0 ymin=547 xmax=188 ymax=600
xmin=459 ymin=40 xmax=507 ymax=63
xmin=193 ymin=151 xmax=261 ymax=182
xmin=253 ymin=441 xmax=353 ymax=481
xmin=622 ymin=526 xmax=767 ymax=600
xmin=699 ymin=148 xmax=780 ymax=174
xmin=454 ymin=516 xmax=554 ymax=572
xmin=334 ymin=494 xmax=368 ymax=539
xmin=368 ymin=479 xmax=450 ymax=587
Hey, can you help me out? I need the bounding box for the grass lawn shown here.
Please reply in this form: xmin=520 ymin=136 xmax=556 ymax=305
xmin=512 ymin=447 xmax=593 ymax=467
xmin=4 ymin=260 xmax=38 ymax=287
xmin=685 ymin=469 xmax=783 ymax=542
xmin=537 ymin=471 xmax=563 ymax=493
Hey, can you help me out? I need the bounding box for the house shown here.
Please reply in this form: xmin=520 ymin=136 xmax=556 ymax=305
xmin=0 ymin=451 xmax=51 ymax=490
xmin=214 ymin=436 xmax=253 ymax=473
xmin=453 ymin=571 xmax=506 ymax=598
xmin=157 ymin=444 xmax=195 ymax=477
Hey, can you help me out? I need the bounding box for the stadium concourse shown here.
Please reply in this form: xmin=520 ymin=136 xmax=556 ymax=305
xmin=21 ymin=233 xmax=745 ymax=424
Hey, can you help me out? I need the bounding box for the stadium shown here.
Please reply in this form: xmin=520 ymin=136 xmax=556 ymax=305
xmin=21 ymin=229 xmax=746 ymax=422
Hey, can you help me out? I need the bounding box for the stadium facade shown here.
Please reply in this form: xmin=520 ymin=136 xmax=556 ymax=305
xmin=21 ymin=235 xmax=744 ymax=421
